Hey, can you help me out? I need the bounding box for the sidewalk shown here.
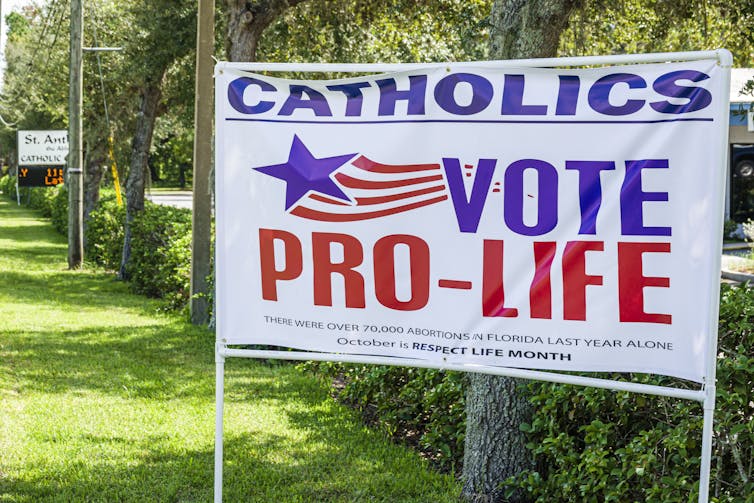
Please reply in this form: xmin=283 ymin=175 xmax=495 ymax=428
xmin=721 ymin=242 xmax=754 ymax=283
xmin=146 ymin=189 xmax=194 ymax=209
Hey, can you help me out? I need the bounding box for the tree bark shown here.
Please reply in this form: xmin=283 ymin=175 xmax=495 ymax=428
xmin=119 ymin=77 xmax=164 ymax=280
xmin=219 ymin=0 xmax=311 ymax=327
xmin=489 ymin=0 xmax=583 ymax=61
xmin=83 ymin=142 xmax=107 ymax=227
xmin=462 ymin=2 xmax=583 ymax=502
xmin=8 ymin=149 xmax=16 ymax=176
xmin=225 ymin=0 xmax=309 ymax=61
xmin=463 ymin=374 xmax=533 ymax=503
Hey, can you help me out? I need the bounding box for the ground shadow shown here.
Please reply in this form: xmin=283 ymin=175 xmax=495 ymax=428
xmin=0 ymin=269 xmax=158 ymax=313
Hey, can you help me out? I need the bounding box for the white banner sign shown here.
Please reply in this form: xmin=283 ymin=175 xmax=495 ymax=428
xmin=216 ymin=59 xmax=728 ymax=383
xmin=17 ymin=130 xmax=69 ymax=166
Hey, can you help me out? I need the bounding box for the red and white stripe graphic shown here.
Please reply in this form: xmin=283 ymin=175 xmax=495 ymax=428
xmin=290 ymin=155 xmax=448 ymax=221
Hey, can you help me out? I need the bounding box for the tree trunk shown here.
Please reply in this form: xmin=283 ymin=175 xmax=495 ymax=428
xmin=119 ymin=77 xmax=164 ymax=280
xmin=462 ymin=2 xmax=583 ymax=502
xmin=463 ymin=374 xmax=533 ymax=503
xmin=488 ymin=0 xmax=582 ymax=61
xmin=219 ymin=0 xmax=312 ymax=328
xmin=83 ymin=142 xmax=107 ymax=226
xmin=8 ymin=150 xmax=17 ymax=176
xmin=224 ymin=0 xmax=309 ymax=61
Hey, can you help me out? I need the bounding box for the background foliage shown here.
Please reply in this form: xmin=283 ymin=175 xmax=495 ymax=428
xmin=501 ymin=285 xmax=754 ymax=502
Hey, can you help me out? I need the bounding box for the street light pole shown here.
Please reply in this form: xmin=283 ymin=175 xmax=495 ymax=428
xmin=68 ymin=0 xmax=84 ymax=268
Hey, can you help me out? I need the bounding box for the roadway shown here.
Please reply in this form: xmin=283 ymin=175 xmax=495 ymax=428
xmin=146 ymin=190 xmax=193 ymax=209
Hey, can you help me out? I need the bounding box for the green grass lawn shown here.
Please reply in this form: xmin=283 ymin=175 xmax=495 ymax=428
xmin=0 ymin=199 xmax=460 ymax=502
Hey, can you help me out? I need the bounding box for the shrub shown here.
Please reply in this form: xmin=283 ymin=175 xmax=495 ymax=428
xmin=0 ymin=174 xmax=16 ymax=197
xmin=27 ymin=185 xmax=64 ymax=219
xmin=85 ymin=192 xmax=126 ymax=270
xmin=48 ymin=185 xmax=68 ymax=234
xmin=125 ymin=201 xmax=192 ymax=309
xmin=3 ymin=175 xmax=197 ymax=312
xmin=0 ymin=177 xmax=67 ymax=232
xmin=742 ymin=219 xmax=754 ymax=242
xmin=503 ymin=283 xmax=754 ymax=502
xmin=713 ymin=284 xmax=754 ymax=500
xmin=0 ymin=174 xmax=62 ymax=215
xmin=724 ymin=219 xmax=741 ymax=240
xmin=305 ymin=285 xmax=754 ymax=500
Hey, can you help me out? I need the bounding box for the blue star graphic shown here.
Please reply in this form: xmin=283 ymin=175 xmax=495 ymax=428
xmin=254 ymin=135 xmax=357 ymax=210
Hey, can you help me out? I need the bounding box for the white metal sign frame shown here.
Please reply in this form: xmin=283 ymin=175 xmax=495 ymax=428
xmin=213 ymin=49 xmax=732 ymax=503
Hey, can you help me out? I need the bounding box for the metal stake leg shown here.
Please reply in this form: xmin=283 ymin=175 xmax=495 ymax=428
xmin=215 ymin=343 xmax=226 ymax=503
xmin=698 ymin=384 xmax=716 ymax=503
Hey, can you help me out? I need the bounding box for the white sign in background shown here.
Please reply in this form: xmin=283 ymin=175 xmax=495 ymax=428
xmin=216 ymin=60 xmax=727 ymax=383
xmin=17 ymin=130 xmax=69 ymax=166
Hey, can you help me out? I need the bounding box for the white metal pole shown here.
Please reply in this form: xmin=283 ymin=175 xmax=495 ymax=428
xmin=15 ymin=133 xmax=20 ymax=206
xmin=698 ymin=385 xmax=717 ymax=503
xmin=220 ymin=348 xmax=705 ymax=403
xmin=214 ymin=343 xmax=225 ymax=503
xmin=697 ymin=47 xmax=733 ymax=503
xmin=216 ymin=50 xmax=724 ymax=74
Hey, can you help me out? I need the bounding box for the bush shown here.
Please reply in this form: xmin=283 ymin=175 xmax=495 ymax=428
xmin=85 ymin=191 xmax=126 ymax=270
xmin=48 ymin=185 xmax=68 ymax=234
xmin=713 ymin=284 xmax=754 ymax=500
xmin=28 ymin=185 xmax=64 ymax=219
xmin=0 ymin=174 xmax=16 ymax=197
xmin=724 ymin=219 xmax=741 ymax=240
xmin=125 ymin=201 xmax=192 ymax=310
xmin=742 ymin=220 xmax=754 ymax=242
xmin=502 ymin=283 xmax=754 ymax=502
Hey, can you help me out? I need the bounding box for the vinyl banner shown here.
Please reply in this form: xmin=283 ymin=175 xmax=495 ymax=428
xmin=215 ymin=58 xmax=728 ymax=383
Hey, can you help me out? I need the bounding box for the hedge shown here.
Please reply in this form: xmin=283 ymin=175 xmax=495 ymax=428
xmin=85 ymin=193 xmax=126 ymax=270
xmin=1 ymin=175 xmax=193 ymax=311
xmin=123 ymin=202 xmax=192 ymax=308
xmin=499 ymin=284 xmax=754 ymax=502
xmin=307 ymin=285 xmax=754 ymax=501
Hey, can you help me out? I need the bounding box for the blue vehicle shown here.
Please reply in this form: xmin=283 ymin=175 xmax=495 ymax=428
xmin=730 ymin=144 xmax=754 ymax=221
